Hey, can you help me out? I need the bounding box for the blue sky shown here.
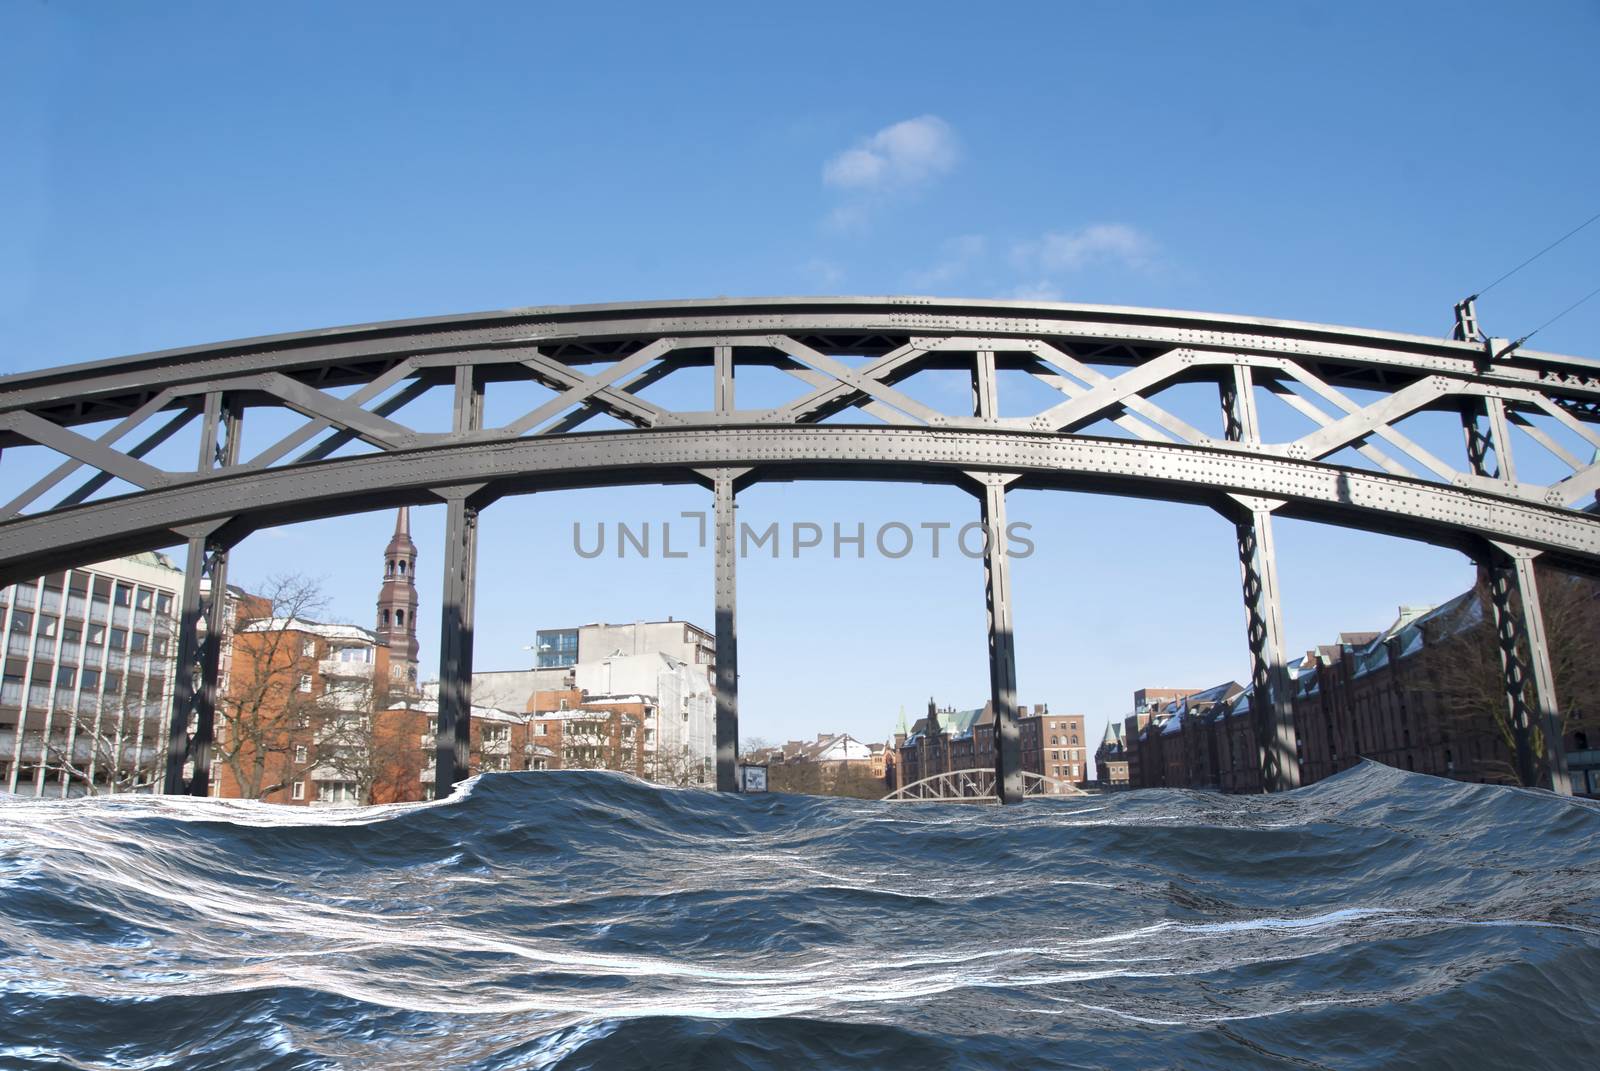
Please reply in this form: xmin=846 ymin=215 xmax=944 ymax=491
xmin=3 ymin=1 xmax=1598 ymax=754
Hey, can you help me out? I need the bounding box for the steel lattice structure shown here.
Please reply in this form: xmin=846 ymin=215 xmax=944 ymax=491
xmin=1 ymin=297 xmax=1595 ymax=801
xmin=883 ymin=769 xmax=1088 ymax=802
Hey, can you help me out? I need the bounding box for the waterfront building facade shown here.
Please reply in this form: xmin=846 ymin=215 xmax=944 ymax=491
xmin=212 ymin=509 xmax=422 ymax=805
xmin=1116 ymin=566 xmax=1599 ymax=797
xmin=0 ymin=552 xmax=183 ymax=796
xmin=894 ymin=700 xmax=1085 ymax=794
xmin=472 ymin=617 xmax=717 ymax=786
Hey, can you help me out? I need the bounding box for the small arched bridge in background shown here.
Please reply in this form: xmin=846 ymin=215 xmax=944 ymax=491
xmin=884 ymin=769 xmax=1089 ymax=802
xmin=0 ymin=297 xmax=1595 ymax=802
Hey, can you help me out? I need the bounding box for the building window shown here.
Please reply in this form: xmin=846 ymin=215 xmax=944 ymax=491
xmin=302 ymin=638 xmax=316 ymax=657
xmin=291 ymin=781 xmax=305 ymax=800
xmin=298 ymin=674 xmax=312 ymax=693
xmin=295 ymin=745 xmax=308 ymax=764
xmin=381 ymin=610 xmax=390 ymax=627
xmin=398 ymin=560 xmax=406 ymax=575
xmin=535 ymin=628 xmax=580 ymax=669
xmin=395 ymin=610 xmax=404 ymax=627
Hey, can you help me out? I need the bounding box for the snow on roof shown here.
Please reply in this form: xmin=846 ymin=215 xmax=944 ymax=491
xmin=390 ymin=698 xmax=524 ymax=723
xmin=581 ymin=694 xmax=654 ymax=706
xmin=239 ymin=617 xmax=379 ymax=643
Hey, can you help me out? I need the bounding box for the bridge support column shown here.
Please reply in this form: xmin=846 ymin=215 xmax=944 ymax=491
xmin=164 ymin=391 xmax=240 ymax=796
xmin=1231 ymin=500 xmax=1301 ymax=792
xmin=1483 ymin=543 xmax=1572 ymax=794
xmin=712 ymin=470 xmax=739 ymax=791
xmin=968 ymin=350 xmax=1024 ymax=804
xmin=1219 ymin=367 xmax=1300 ymax=792
xmin=976 ymin=475 xmax=1024 ymax=804
xmin=435 ymin=492 xmax=481 ymax=795
xmin=1457 ymin=386 xmax=1569 ymax=792
xmin=435 ymin=367 xmax=484 ymax=796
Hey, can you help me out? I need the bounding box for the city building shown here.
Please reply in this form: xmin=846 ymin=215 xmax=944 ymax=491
xmin=1095 ymin=722 xmax=1128 ymax=787
xmin=212 ymin=509 xmax=423 ymax=805
xmin=894 ymin=699 xmax=1086 ymax=794
xmin=471 ymin=617 xmax=716 ymax=786
xmin=0 ymin=552 xmax=183 ymax=796
xmin=745 ymin=732 xmax=883 ymax=796
xmin=1116 ymin=565 xmax=1599 ymax=797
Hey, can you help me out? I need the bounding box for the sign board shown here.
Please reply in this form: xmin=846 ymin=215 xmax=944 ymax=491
xmin=740 ymin=763 xmax=768 ymax=793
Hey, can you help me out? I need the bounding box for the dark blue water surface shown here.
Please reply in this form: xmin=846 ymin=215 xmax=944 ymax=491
xmin=0 ymin=762 xmax=1596 ymax=1070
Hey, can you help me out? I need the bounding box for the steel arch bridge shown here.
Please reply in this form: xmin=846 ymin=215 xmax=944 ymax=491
xmin=0 ymin=296 xmax=1595 ymax=802
xmin=883 ymin=769 xmax=1090 ymax=802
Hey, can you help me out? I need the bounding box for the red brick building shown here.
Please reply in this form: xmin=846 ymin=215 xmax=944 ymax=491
xmin=893 ymin=699 xmax=1085 ymax=794
xmin=1117 ymin=566 xmax=1599 ymax=796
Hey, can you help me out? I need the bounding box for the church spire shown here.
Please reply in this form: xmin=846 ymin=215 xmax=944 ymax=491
xmin=376 ymin=507 xmax=420 ymax=681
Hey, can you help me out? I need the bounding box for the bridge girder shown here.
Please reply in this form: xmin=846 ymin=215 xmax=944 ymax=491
xmin=0 ymin=425 xmax=1594 ymax=587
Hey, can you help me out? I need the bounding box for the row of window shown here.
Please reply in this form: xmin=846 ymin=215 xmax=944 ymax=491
xmin=2 ymin=581 xmax=174 ymax=615
xmin=2 ymin=667 xmax=163 ymax=705
xmin=289 ymin=779 xmax=359 ymax=802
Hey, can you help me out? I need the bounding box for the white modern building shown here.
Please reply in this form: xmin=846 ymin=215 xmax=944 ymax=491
xmin=469 ymin=617 xmax=717 ymax=785
xmin=0 ymin=552 xmax=183 ymax=796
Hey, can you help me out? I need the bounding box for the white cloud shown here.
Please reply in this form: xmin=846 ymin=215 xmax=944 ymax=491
xmin=906 ymin=234 xmax=986 ymax=289
xmin=823 ymin=115 xmax=959 ymax=191
xmin=1009 ymin=280 xmax=1065 ymax=302
xmin=1015 ymin=223 xmax=1157 ymax=273
xmin=802 ymin=258 xmax=845 ymax=290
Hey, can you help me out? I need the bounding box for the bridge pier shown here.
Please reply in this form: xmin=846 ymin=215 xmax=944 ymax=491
xmin=1457 ymin=388 xmax=1571 ymax=793
xmin=968 ymin=474 xmax=1023 ymax=803
xmin=163 ymin=391 xmax=240 ymax=796
xmin=969 ymin=350 xmax=1024 ymax=804
xmin=712 ymin=469 xmax=740 ymax=791
xmin=1483 ymin=544 xmax=1573 ymax=794
xmin=1220 ymin=367 xmax=1300 ymax=792
xmin=1230 ymin=500 xmax=1301 ymax=792
xmin=434 ymin=367 xmax=484 ymax=796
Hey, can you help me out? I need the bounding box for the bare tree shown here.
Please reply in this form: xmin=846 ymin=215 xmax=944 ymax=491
xmin=309 ymin=672 xmax=407 ymax=804
xmin=40 ymin=694 xmax=164 ymax=795
xmin=214 ymin=574 xmax=340 ymax=800
xmin=644 ymin=743 xmax=712 ymax=787
xmin=1414 ymin=564 xmax=1599 ymax=787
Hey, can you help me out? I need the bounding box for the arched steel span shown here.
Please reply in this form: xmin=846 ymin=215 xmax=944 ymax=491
xmin=0 ymin=296 xmax=1595 ymax=802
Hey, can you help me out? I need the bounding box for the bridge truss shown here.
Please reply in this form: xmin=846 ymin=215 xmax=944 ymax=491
xmin=883 ymin=769 xmax=1089 ymax=802
xmin=0 ymin=297 xmax=1595 ymax=801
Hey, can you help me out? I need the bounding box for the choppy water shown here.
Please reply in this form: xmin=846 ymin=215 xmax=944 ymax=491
xmin=0 ymin=762 xmax=1596 ymax=1070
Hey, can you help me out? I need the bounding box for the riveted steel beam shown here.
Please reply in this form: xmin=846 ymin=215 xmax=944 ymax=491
xmin=5 ymin=300 xmax=1596 ymax=431
xmin=2 ymin=425 xmax=1600 ymax=589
